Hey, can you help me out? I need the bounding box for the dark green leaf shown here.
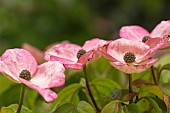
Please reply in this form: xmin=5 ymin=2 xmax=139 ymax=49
xmin=123 ymin=103 xmax=140 ymax=113
xmin=50 ymin=83 xmax=82 ymax=112
xmin=144 ymin=97 xmax=162 ymax=113
xmin=101 ymin=100 xmax=123 ymax=113
xmin=151 ymin=97 xmax=167 ymax=113
xmin=53 ymin=101 xmax=96 ymax=113
xmin=139 ymin=85 xmax=163 ymax=99
xmin=53 ymin=103 xmax=75 ymax=113
xmin=76 ymin=101 xmax=96 ymax=113
xmin=90 ymin=78 xmax=121 ymax=108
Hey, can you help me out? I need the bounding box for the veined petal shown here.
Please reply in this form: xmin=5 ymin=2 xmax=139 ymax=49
xmin=1 ymin=49 xmax=37 ymax=79
xmin=120 ymin=25 xmax=150 ymax=41
xmin=19 ymin=78 xmax=57 ymax=102
xmin=31 ymin=61 xmax=65 ymax=88
xmin=107 ymin=39 xmax=150 ymax=62
xmin=44 ymin=43 xmax=82 ymax=64
xmin=151 ymin=20 xmax=170 ymax=37
xmin=110 ymin=58 xmax=158 ymax=74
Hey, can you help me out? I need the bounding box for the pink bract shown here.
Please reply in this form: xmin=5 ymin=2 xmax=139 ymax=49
xmin=101 ymin=38 xmax=163 ymax=74
xmin=0 ymin=49 xmax=65 ymax=102
xmin=120 ymin=20 xmax=170 ymax=49
xmin=44 ymin=38 xmax=110 ymax=70
xmin=22 ymin=43 xmax=44 ymax=64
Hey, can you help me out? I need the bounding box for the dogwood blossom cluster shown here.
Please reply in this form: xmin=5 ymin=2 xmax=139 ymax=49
xmin=0 ymin=20 xmax=169 ymax=103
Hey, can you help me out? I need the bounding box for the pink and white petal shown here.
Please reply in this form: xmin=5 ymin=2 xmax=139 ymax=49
xmin=141 ymin=41 xmax=165 ymax=61
xmin=49 ymin=56 xmax=77 ymax=64
xmin=120 ymin=25 xmax=150 ymax=41
xmin=64 ymin=63 xmax=83 ymax=70
xmin=145 ymin=37 xmax=163 ymax=48
xmin=82 ymin=38 xmax=110 ymax=51
xmin=30 ymin=61 xmax=65 ymax=88
xmin=22 ymin=43 xmax=44 ymax=64
xmin=107 ymin=39 xmax=150 ymax=62
xmin=110 ymin=58 xmax=157 ymax=74
xmin=151 ymin=20 xmax=170 ymax=37
xmin=98 ymin=49 xmax=118 ymax=62
xmin=0 ymin=61 xmax=20 ymax=83
xmin=44 ymin=43 xmax=81 ymax=64
xmin=20 ymin=78 xmax=57 ymax=102
xmin=1 ymin=49 xmax=37 ymax=78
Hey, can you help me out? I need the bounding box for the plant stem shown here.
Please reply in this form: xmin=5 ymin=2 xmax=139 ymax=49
xmin=151 ymin=66 xmax=157 ymax=85
xmin=16 ymin=84 xmax=25 ymax=113
xmin=128 ymin=74 xmax=133 ymax=93
xmin=83 ymin=65 xmax=101 ymax=112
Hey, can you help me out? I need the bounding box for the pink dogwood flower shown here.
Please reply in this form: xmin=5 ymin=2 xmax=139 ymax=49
xmin=100 ymin=38 xmax=164 ymax=74
xmin=44 ymin=38 xmax=110 ymax=70
xmin=0 ymin=49 xmax=65 ymax=102
xmin=120 ymin=20 xmax=170 ymax=49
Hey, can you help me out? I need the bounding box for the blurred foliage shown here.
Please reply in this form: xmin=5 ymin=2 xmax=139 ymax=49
xmin=0 ymin=0 xmax=170 ymax=53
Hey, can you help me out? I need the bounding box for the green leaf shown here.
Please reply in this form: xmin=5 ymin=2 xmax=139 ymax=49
xmin=144 ymin=97 xmax=162 ymax=113
xmin=1 ymin=104 xmax=33 ymax=113
xmin=139 ymin=85 xmax=163 ymax=99
xmin=76 ymin=101 xmax=96 ymax=113
xmin=101 ymin=100 xmax=123 ymax=113
xmin=50 ymin=83 xmax=82 ymax=112
xmin=53 ymin=103 xmax=74 ymax=113
xmin=151 ymin=97 xmax=167 ymax=113
xmin=53 ymin=101 xmax=95 ymax=113
xmin=88 ymin=58 xmax=123 ymax=86
xmin=90 ymin=78 xmax=121 ymax=108
xmin=123 ymin=103 xmax=140 ymax=113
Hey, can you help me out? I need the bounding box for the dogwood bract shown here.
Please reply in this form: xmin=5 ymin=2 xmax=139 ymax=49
xmin=0 ymin=49 xmax=65 ymax=102
xmin=44 ymin=38 xmax=110 ymax=70
xmin=101 ymin=38 xmax=164 ymax=74
xmin=120 ymin=20 xmax=170 ymax=49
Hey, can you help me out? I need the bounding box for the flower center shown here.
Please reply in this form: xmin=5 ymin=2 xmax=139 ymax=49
xmin=77 ymin=49 xmax=86 ymax=59
xmin=123 ymin=52 xmax=136 ymax=63
xmin=142 ymin=36 xmax=150 ymax=43
xmin=163 ymin=35 xmax=170 ymax=43
xmin=19 ymin=69 xmax=31 ymax=80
